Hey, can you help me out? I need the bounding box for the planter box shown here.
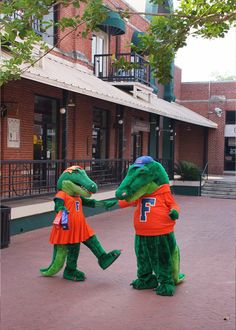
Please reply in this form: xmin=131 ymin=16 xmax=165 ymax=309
xmin=171 ymin=180 xmax=204 ymax=196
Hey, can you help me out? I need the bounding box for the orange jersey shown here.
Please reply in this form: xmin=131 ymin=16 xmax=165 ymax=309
xmin=49 ymin=191 xmax=94 ymax=244
xmin=119 ymin=184 xmax=180 ymax=236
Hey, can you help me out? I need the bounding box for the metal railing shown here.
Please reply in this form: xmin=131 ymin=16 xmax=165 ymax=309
xmin=0 ymin=159 xmax=130 ymax=201
xmin=159 ymin=159 xmax=174 ymax=180
xmin=94 ymin=52 xmax=151 ymax=86
xmin=0 ymin=158 xmax=174 ymax=201
xmin=199 ymin=162 xmax=208 ymax=196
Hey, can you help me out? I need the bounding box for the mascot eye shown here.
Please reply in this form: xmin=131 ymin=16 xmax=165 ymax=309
xmin=137 ymin=168 xmax=146 ymax=176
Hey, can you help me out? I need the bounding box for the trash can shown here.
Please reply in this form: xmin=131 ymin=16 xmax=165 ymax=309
xmin=1 ymin=205 xmax=11 ymax=249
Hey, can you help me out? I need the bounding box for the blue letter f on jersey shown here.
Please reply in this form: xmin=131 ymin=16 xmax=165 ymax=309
xmin=140 ymin=198 xmax=156 ymax=222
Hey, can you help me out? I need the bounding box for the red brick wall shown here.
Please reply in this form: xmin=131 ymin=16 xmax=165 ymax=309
xmin=55 ymin=0 xmax=149 ymax=68
xmin=1 ymin=79 xmax=62 ymax=160
xmin=178 ymin=81 xmax=236 ymax=174
xmin=177 ymin=122 xmax=205 ymax=169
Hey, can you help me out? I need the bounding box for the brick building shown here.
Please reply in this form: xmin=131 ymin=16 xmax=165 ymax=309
xmin=1 ymin=0 xmax=226 ymax=203
xmin=174 ymin=67 xmax=236 ymax=174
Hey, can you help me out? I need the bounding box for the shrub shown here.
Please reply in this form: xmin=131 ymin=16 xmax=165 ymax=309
xmin=174 ymin=160 xmax=201 ymax=181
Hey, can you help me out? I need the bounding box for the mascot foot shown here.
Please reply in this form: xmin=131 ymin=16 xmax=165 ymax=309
xmin=156 ymin=283 xmax=176 ymax=296
xmin=176 ymin=273 xmax=185 ymax=285
xmin=63 ymin=268 xmax=86 ymax=282
xmin=98 ymin=250 xmax=121 ymax=270
xmin=131 ymin=275 xmax=158 ymax=290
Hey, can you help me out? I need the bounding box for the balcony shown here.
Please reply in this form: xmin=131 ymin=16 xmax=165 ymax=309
xmin=93 ymin=53 xmax=151 ymax=88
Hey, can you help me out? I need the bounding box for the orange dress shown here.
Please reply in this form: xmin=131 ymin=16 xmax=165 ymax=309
xmin=49 ymin=191 xmax=94 ymax=244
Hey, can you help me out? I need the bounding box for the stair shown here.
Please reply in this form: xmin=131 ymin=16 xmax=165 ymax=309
xmin=201 ymin=179 xmax=236 ymax=199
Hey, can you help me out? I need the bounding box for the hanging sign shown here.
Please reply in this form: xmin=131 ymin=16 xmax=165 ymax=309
xmin=7 ymin=118 xmax=20 ymax=148
xmin=132 ymin=119 xmax=150 ymax=133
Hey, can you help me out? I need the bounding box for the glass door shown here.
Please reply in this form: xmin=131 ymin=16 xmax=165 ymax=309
xmin=33 ymin=96 xmax=58 ymax=186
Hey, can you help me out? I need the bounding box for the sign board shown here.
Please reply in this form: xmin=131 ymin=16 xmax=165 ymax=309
xmin=132 ymin=119 xmax=150 ymax=133
xmin=7 ymin=118 xmax=20 ymax=148
xmin=224 ymin=125 xmax=236 ymax=137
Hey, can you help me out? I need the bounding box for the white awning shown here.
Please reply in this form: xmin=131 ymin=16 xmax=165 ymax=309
xmin=3 ymin=52 xmax=217 ymax=128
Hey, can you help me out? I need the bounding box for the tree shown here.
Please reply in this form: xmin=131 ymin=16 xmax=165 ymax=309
xmin=210 ymin=71 xmax=236 ymax=81
xmin=0 ymin=0 xmax=235 ymax=85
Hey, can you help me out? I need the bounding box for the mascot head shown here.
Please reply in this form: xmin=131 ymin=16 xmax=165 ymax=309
xmin=116 ymin=156 xmax=169 ymax=202
xmin=57 ymin=166 xmax=98 ymax=197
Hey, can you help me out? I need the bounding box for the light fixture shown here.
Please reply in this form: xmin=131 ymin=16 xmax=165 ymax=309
xmin=118 ymin=119 xmax=124 ymax=125
xmin=67 ymin=99 xmax=76 ymax=107
xmin=214 ymin=107 xmax=223 ymax=117
xmin=60 ymin=107 xmax=66 ymax=114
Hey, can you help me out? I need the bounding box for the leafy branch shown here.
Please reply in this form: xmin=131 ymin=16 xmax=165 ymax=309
xmin=0 ymin=0 xmax=236 ymax=85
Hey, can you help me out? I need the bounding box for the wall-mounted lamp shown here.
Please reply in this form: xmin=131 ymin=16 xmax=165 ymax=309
xmin=0 ymin=104 xmax=7 ymax=118
xmin=60 ymin=107 xmax=66 ymax=114
xmin=118 ymin=119 xmax=124 ymax=125
xmin=67 ymin=99 xmax=76 ymax=107
xmin=155 ymin=126 xmax=174 ymax=133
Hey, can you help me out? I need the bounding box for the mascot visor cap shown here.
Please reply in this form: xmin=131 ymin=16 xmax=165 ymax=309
xmin=133 ymin=156 xmax=154 ymax=167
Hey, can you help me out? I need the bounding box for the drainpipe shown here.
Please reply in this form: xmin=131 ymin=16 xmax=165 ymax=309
xmin=116 ymin=104 xmax=124 ymax=180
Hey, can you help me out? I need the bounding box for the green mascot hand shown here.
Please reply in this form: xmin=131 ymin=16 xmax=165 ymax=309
xmin=103 ymin=199 xmax=118 ymax=210
xmin=95 ymin=199 xmax=118 ymax=210
xmin=169 ymin=208 xmax=179 ymax=220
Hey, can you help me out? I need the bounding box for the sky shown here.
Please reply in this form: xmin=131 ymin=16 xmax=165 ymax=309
xmin=126 ymin=0 xmax=236 ymax=82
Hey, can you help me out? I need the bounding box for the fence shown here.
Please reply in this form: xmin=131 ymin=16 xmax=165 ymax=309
xmin=0 ymin=159 xmax=130 ymax=201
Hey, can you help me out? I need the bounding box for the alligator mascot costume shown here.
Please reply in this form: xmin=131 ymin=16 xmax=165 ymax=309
xmin=40 ymin=165 xmax=120 ymax=281
xmin=115 ymin=156 xmax=185 ymax=296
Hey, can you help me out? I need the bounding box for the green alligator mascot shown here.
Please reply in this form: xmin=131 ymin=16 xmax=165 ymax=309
xmin=115 ymin=156 xmax=185 ymax=296
xmin=40 ymin=165 xmax=121 ymax=281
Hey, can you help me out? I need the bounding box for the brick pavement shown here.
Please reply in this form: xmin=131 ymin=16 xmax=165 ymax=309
xmin=1 ymin=196 xmax=235 ymax=330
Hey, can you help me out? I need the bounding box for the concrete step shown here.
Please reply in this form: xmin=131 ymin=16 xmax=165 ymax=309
xmin=204 ymin=181 xmax=236 ymax=185
xmin=202 ymin=186 xmax=236 ymax=192
xmin=201 ymin=179 xmax=236 ymax=199
xmin=201 ymin=190 xmax=236 ymax=197
xmin=201 ymin=193 xmax=236 ymax=199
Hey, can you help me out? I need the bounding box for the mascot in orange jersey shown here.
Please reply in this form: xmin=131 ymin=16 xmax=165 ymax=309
xmin=40 ymin=166 xmax=120 ymax=281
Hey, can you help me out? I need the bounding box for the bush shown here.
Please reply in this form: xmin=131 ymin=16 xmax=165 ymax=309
xmin=174 ymin=161 xmax=201 ymax=181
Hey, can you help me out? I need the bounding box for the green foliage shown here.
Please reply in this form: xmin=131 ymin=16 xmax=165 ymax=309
xmin=174 ymin=160 xmax=201 ymax=181
xmin=0 ymin=0 xmax=105 ymax=85
xmin=210 ymin=71 xmax=236 ymax=81
xmin=0 ymin=0 xmax=235 ymax=85
xmin=137 ymin=0 xmax=236 ymax=83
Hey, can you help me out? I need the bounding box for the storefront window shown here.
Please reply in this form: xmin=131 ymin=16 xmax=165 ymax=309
xmin=92 ymin=108 xmax=108 ymax=159
xmin=226 ymin=111 xmax=236 ymax=124
xmin=132 ymin=132 xmax=143 ymax=160
xmin=224 ymin=137 xmax=236 ymax=171
xmin=224 ymin=111 xmax=236 ymax=171
xmin=34 ymin=96 xmax=58 ymax=161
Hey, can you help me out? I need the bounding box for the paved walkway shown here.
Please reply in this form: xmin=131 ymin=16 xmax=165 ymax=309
xmin=1 ymin=196 xmax=235 ymax=330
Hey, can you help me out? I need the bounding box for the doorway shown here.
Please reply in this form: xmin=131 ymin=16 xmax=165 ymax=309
xmin=132 ymin=132 xmax=143 ymax=161
xmin=92 ymin=108 xmax=108 ymax=160
xmin=33 ymin=95 xmax=58 ymax=186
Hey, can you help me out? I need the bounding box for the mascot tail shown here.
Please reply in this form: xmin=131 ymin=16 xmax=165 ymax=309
xmin=40 ymin=244 xmax=68 ymax=276
xmin=172 ymin=244 xmax=185 ymax=284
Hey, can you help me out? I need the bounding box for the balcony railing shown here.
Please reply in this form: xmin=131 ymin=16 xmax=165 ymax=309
xmin=0 ymin=159 xmax=130 ymax=201
xmin=94 ymin=53 xmax=151 ymax=86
